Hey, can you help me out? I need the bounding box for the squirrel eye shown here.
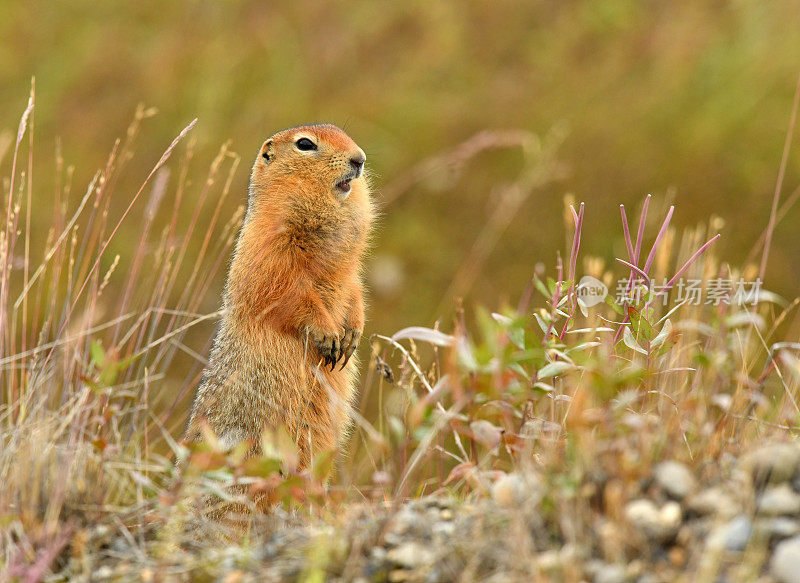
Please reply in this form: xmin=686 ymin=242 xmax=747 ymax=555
xmin=295 ymin=138 xmax=317 ymax=151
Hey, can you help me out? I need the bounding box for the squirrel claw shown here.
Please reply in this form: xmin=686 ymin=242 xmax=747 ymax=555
xmin=307 ymin=326 xmax=342 ymax=369
xmin=307 ymin=325 xmax=360 ymax=371
xmin=339 ymin=328 xmax=361 ymax=370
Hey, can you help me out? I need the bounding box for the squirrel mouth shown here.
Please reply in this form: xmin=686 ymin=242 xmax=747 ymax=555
xmin=335 ymin=174 xmax=356 ymax=196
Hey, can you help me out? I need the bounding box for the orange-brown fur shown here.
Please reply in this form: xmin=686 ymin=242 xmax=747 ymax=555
xmin=185 ymin=124 xmax=372 ymax=472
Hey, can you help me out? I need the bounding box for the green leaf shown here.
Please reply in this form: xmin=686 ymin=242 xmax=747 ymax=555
xmin=623 ymin=326 xmax=647 ymax=355
xmin=392 ymin=326 xmax=454 ymax=346
xmin=509 ymin=362 xmax=530 ymax=380
xmin=90 ymin=340 xmax=106 ymax=368
xmin=491 ymin=312 xmax=525 ymax=349
xmin=534 ymin=313 xmax=549 ymax=334
xmin=628 ymin=305 xmax=655 ymax=341
xmin=538 ymin=361 xmax=573 ymax=379
xmin=242 ymin=456 xmax=282 ymax=477
xmin=604 ymin=294 xmax=625 ymax=315
xmin=509 ymin=348 xmax=546 ymax=365
xmin=565 ymin=341 xmax=601 ymax=354
xmin=534 ymin=275 xmax=550 ymax=299
xmin=650 ymin=318 xmax=673 ymax=349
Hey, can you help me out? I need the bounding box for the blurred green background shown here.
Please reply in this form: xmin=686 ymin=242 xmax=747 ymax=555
xmin=2 ymin=0 xmax=799 ymax=337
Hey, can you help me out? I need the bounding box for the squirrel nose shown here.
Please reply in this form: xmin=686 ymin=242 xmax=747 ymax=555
xmin=350 ymin=150 xmax=366 ymax=177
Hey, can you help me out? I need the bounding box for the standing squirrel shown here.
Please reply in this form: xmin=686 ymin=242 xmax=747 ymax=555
xmin=185 ymin=124 xmax=372 ymax=471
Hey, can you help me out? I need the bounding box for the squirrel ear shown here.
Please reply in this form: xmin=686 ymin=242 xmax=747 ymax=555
xmin=260 ymin=139 xmax=274 ymax=162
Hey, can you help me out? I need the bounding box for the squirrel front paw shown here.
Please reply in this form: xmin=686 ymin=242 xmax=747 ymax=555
xmin=306 ymin=325 xmax=341 ymax=370
xmin=305 ymin=324 xmax=361 ymax=370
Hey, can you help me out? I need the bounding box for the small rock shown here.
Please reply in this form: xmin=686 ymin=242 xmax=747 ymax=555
xmin=739 ymin=443 xmax=800 ymax=485
xmin=388 ymin=570 xmax=412 ymax=582
xmin=624 ymin=499 xmax=681 ymax=542
xmin=687 ymin=487 xmax=739 ymax=518
xmin=668 ymin=545 xmax=686 ymax=568
xmin=560 ymin=543 xmax=587 ymax=563
xmin=391 ymin=507 xmax=418 ymax=536
xmin=594 ymin=563 xmax=627 ymax=583
xmin=625 ymin=499 xmax=658 ymax=530
xmin=92 ymin=525 xmax=111 ymax=539
xmin=772 ymin=535 xmax=800 ymax=583
xmin=111 ymin=536 xmax=131 ymax=553
xmin=432 ymin=520 xmax=455 ymax=539
xmin=596 ymin=519 xmax=625 ymax=560
xmin=625 ymin=560 xmax=644 ymax=579
xmin=534 ymin=550 xmax=561 ymax=572
xmin=758 ymin=484 xmax=800 ymax=516
xmin=684 ymin=517 xmax=712 ymax=542
xmin=383 ymin=531 xmax=403 ymax=548
xmin=659 ymin=501 xmax=682 ymax=532
xmin=708 ymin=515 xmax=752 ymax=552
xmin=756 ymin=517 xmax=800 ymax=541
xmin=625 ymin=499 xmax=661 ymax=537
xmin=654 ymin=461 xmax=696 ymax=500
xmin=386 ymin=542 xmax=433 ymax=570
xmin=492 ymin=472 xmax=541 ymax=508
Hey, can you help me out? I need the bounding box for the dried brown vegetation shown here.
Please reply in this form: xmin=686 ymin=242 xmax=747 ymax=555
xmin=2 ymin=85 xmax=800 ymax=581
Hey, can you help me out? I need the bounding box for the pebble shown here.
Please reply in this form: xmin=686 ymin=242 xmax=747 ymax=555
xmin=386 ymin=542 xmax=433 ymax=570
xmin=371 ymin=547 xmax=387 ymax=562
xmin=534 ymin=550 xmax=561 ymax=572
xmin=624 ymin=499 xmax=681 ymax=542
xmin=739 ymin=443 xmax=800 ymax=485
xmin=492 ymin=472 xmax=541 ymax=508
xmin=393 ymin=507 xmax=417 ymax=534
xmin=388 ymin=570 xmax=412 ymax=582
xmin=593 ymin=563 xmax=627 ymax=583
xmin=432 ymin=520 xmax=455 ymax=539
xmin=659 ymin=502 xmax=682 ymax=534
xmin=596 ymin=519 xmax=625 ymax=560
xmin=772 ymin=536 xmax=800 ymax=583
xmin=625 ymin=499 xmax=660 ymax=537
xmin=687 ymin=487 xmax=739 ymax=518
xmin=756 ymin=517 xmax=800 ymax=541
xmin=758 ymin=484 xmax=800 ymax=516
xmin=71 ymin=440 xmax=800 ymax=581
xmin=710 ymin=515 xmax=753 ymax=552
xmin=654 ymin=461 xmax=696 ymax=500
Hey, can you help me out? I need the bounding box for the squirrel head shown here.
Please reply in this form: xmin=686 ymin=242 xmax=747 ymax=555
xmin=250 ymin=123 xmax=368 ymax=205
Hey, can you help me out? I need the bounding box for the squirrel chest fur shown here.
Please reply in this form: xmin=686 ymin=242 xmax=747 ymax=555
xmin=185 ymin=124 xmax=373 ymax=469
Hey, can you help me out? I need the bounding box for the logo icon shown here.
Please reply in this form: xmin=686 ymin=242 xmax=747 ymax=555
xmin=576 ymin=275 xmax=608 ymax=308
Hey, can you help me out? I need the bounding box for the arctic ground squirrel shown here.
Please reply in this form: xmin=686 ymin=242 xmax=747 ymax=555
xmin=185 ymin=124 xmax=373 ymax=472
